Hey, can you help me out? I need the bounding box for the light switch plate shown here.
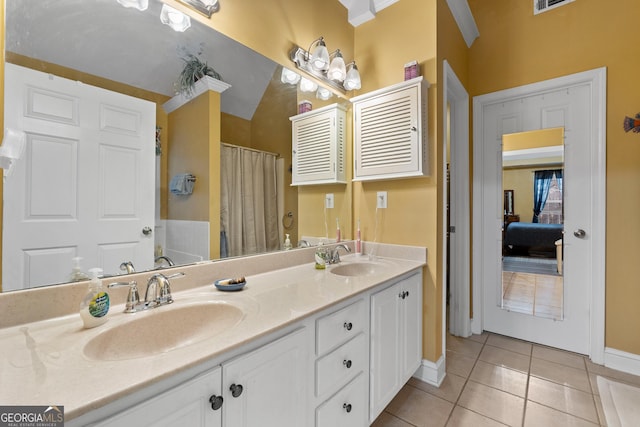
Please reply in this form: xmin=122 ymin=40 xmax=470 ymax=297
xmin=325 ymin=193 xmax=334 ymax=209
xmin=377 ymin=191 xmax=387 ymax=208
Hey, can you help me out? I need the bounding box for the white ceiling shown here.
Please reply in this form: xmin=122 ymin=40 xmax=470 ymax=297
xmin=5 ymin=0 xmax=278 ymax=120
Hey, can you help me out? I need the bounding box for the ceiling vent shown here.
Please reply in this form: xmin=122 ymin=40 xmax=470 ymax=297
xmin=534 ymin=0 xmax=574 ymax=15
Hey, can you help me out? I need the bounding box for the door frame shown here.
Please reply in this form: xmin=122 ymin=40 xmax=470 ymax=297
xmin=443 ymin=60 xmax=471 ymax=340
xmin=471 ymin=68 xmax=606 ymax=363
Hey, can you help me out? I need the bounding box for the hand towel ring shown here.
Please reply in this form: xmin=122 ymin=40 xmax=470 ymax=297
xmin=282 ymin=211 xmax=294 ymax=230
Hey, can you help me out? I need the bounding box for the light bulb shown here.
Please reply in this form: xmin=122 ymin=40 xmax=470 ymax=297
xmin=300 ymin=77 xmax=318 ymax=93
xmin=344 ymin=63 xmax=361 ymax=90
xmin=280 ymin=68 xmax=301 ymax=85
xmin=327 ymin=53 xmax=346 ymax=82
xmin=310 ymin=39 xmax=330 ymax=71
xmin=316 ymin=87 xmax=332 ymax=100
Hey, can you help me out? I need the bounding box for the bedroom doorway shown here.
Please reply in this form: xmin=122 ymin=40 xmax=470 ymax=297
xmin=501 ymin=128 xmax=564 ymax=320
xmin=472 ymin=68 xmax=606 ymax=358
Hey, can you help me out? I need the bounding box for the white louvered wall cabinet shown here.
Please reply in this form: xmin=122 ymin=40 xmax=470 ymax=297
xmin=352 ymin=76 xmax=429 ymax=181
xmin=290 ymin=103 xmax=347 ymax=186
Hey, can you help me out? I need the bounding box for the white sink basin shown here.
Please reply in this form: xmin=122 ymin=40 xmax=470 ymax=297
xmin=83 ymin=301 xmax=243 ymax=361
xmin=330 ymin=261 xmax=386 ymax=277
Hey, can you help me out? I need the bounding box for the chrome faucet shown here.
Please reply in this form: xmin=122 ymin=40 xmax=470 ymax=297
xmin=154 ymin=255 xmax=175 ymax=268
xmin=298 ymin=240 xmax=310 ymax=248
xmin=119 ymin=261 xmax=136 ymax=274
xmin=328 ymin=244 xmax=351 ymax=264
xmin=109 ymin=272 xmax=184 ymax=313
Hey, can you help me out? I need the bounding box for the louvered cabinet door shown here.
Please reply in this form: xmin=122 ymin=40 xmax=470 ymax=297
xmin=291 ymin=103 xmax=347 ymax=185
xmin=353 ymin=77 xmax=429 ymax=181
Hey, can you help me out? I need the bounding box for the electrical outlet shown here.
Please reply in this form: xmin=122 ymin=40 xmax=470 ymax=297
xmin=325 ymin=193 xmax=334 ymax=209
xmin=377 ymin=191 xmax=388 ymax=208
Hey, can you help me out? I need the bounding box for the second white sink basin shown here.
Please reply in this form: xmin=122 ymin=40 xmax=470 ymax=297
xmin=330 ymin=261 xmax=385 ymax=277
xmin=83 ymin=301 xmax=243 ymax=361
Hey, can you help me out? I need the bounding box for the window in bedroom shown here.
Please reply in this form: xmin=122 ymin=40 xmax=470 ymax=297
xmin=534 ymin=169 xmax=563 ymax=224
xmin=538 ymin=173 xmax=563 ymax=224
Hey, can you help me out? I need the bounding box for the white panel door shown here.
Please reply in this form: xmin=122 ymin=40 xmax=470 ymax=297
xmin=3 ymin=63 xmax=155 ymax=290
xmin=476 ymin=72 xmax=604 ymax=355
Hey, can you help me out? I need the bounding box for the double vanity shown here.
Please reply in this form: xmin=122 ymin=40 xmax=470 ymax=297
xmin=0 ymin=242 xmax=426 ymax=426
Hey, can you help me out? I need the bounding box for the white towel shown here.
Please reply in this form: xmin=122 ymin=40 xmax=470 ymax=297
xmin=0 ymin=128 xmax=26 ymax=178
xmin=170 ymin=173 xmax=195 ymax=195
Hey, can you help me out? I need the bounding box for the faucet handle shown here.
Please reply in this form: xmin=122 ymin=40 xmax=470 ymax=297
xmin=108 ymin=280 xmax=140 ymax=313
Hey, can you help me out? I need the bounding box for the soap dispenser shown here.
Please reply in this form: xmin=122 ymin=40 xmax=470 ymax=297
xmin=80 ymin=268 xmax=110 ymax=328
xmin=315 ymin=242 xmax=328 ymax=269
xmin=69 ymin=256 xmax=89 ymax=282
xmin=284 ymin=234 xmax=292 ymax=250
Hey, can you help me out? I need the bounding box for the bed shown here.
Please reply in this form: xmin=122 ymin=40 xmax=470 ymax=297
xmin=504 ymin=222 xmax=563 ymax=257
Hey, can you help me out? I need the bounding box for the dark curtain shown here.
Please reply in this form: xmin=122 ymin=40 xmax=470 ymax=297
xmin=532 ymin=170 xmax=556 ymax=223
xmin=555 ymin=169 xmax=563 ymax=194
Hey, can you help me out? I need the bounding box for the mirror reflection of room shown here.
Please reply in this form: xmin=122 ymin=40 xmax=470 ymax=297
xmin=501 ymin=128 xmax=564 ymax=320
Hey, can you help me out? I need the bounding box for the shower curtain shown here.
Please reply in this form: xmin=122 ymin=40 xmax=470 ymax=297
xmin=220 ymin=145 xmax=280 ymax=257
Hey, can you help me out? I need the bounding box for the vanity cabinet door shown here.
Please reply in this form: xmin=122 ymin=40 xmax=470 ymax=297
xmin=222 ymin=328 xmax=309 ymax=427
xmin=93 ymin=367 xmax=223 ymax=427
xmin=369 ymin=271 xmax=422 ymax=423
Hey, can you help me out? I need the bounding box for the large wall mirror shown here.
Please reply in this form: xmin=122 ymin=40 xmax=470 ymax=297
xmin=501 ymin=128 xmax=564 ymax=320
xmin=3 ymin=0 xmax=317 ymax=291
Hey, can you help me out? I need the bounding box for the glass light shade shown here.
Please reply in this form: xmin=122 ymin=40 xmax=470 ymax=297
xmin=344 ymin=63 xmax=361 ymax=90
xmin=310 ymin=41 xmax=330 ymax=71
xmin=160 ymin=4 xmax=191 ymax=32
xmin=327 ymin=55 xmax=346 ymax=82
xmin=280 ymin=68 xmax=301 ymax=85
xmin=200 ymin=0 xmax=218 ymax=6
xmin=117 ymin=0 xmax=149 ymax=10
xmin=300 ymin=77 xmax=318 ymax=93
xmin=316 ymin=87 xmax=332 ymax=101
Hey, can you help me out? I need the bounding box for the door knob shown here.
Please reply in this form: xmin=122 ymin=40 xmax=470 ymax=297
xmin=573 ymin=229 xmax=586 ymax=238
xmin=142 ymin=226 xmax=153 ymax=236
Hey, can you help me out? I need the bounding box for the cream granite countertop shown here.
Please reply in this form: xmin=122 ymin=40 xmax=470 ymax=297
xmin=0 ymin=244 xmax=425 ymax=422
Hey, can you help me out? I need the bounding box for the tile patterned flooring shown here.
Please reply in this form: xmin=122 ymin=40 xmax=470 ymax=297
xmin=502 ymin=271 xmax=563 ymax=320
xmin=372 ymin=332 xmax=640 ymax=427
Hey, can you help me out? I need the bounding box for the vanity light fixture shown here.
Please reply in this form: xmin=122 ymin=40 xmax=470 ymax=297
xmin=177 ymin=0 xmax=220 ymax=18
xmin=289 ymin=36 xmax=362 ymax=95
xmin=116 ymin=0 xmax=148 ymax=11
xmin=160 ymin=4 xmax=191 ymax=32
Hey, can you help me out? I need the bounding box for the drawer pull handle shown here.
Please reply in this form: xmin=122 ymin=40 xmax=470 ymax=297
xmin=343 ymin=359 xmax=352 ymax=369
xmin=230 ymin=383 xmax=243 ymax=398
xmin=343 ymin=403 xmax=352 ymax=413
xmin=343 ymin=322 xmax=353 ymax=331
xmin=399 ymin=291 xmax=409 ymax=299
xmin=209 ymin=394 xmax=223 ymax=410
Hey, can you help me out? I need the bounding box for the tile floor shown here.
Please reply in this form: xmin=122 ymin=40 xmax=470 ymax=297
xmin=372 ymin=332 xmax=640 ymax=427
xmin=502 ymin=271 xmax=563 ymax=320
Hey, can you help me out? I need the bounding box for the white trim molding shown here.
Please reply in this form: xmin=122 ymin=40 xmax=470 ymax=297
xmin=446 ymin=0 xmax=480 ymax=47
xmin=413 ymin=356 xmax=446 ymax=387
xmin=604 ymin=348 xmax=640 ymax=378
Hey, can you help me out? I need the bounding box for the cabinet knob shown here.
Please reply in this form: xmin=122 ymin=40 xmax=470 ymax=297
xmin=411 ymin=126 xmax=417 ymax=132
xmin=343 ymin=359 xmax=352 ymax=369
xmin=343 ymin=403 xmax=352 ymax=413
xmin=209 ymin=394 xmax=223 ymax=411
xmin=343 ymin=322 xmax=353 ymax=331
xmin=229 ymin=383 xmax=244 ymax=398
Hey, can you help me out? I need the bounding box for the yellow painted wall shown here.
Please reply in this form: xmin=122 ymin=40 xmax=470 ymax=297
xmin=355 ymin=0 xmax=440 ymax=362
xmin=221 ymin=113 xmax=251 ymax=146
xmin=503 ymin=127 xmax=564 ymax=152
xmin=167 ymin=90 xmax=222 ymax=259
xmin=468 ymin=0 xmax=640 ymax=355
xmin=503 ymin=168 xmax=535 ymax=221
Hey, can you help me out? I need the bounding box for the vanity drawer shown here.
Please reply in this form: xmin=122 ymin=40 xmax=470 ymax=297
xmin=316 ymin=373 xmax=367 ymax=427
xmin=316 ymin=299 xmax=366 ymax=355
xmin=316 ymin=332 xmax=366 ymax=397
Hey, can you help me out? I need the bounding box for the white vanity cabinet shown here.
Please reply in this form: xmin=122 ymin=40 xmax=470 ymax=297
xmin=92 ymin=367 xmax=223 ymax=427
xmin=352 ymin=77 xmax=429 ymax=181
xmin=290 ymin=103 xmax=347 ymax=185
xmin=369 ymin=272 xmax=423 ymax=422
xmin=314 ymin=299 xmax=369 ymax=427
xmin=93 ymin=328 xmax=308 ymax=427
xmin=222 ymin=327 xmax=309 ymax=427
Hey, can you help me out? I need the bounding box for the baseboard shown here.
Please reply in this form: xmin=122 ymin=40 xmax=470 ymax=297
xmin=604 ymin=347 xmax=640 ymax=377
xmin=413 ymin=355 xmax=446 ymax=387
